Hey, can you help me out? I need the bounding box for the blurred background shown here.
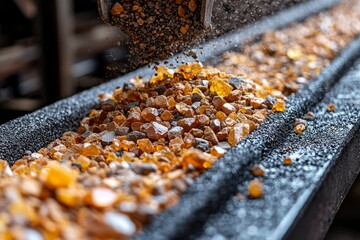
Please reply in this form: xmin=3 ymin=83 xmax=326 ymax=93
xmin=0 ymin=1 xmax=359 ymax=238
xmin=0 ymin=0 xmax=304 ymax=124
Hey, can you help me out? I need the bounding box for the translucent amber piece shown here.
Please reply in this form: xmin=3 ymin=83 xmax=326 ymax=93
xmin=248 ymin=180 xmax=263 ymax=198
xmin=272 ymin=99 xmax=286 ymax=112
xmin=251 ymin=164 xmax=266 ymax=177
xmin=181 ymin=150 xmax=214 ymax=170
xmin=228 ymin=126 xmax=244 ymax=146
xmin=56 ymin=187 xmax=83 ymax=207
xmin=287 ymin=49 xmax=302 ymax=60
xmin=74 ymin=155 xmax=91 ymax=171
xmin=42 ymin=162 xmax=77 ymax=188
xmin=82 ymin=143 xmax=101 ymax=157
xmin=161 ymin=110 xmax=174 ymax=121
xmin=188 ymin=0 xmax=197 ymax=12
xmin=0 ymin=160 xmax=10 ymax=173
xmin=110 ymin=3 xmax=124 ymax=16
xmin=283 ymin=156 xmax=293 ymax=165
xmin=210 ymin=146 xmax=226 ymax=158
xmin=120 ymin=140 xmax=136 ymax=151
xmin=8 ymin=200 xmax=38 ymax=224
xmin=137 ymin=139 xmax=155 ymax=153
xmin=216 ymin=111 xmax=227 ymax=122
xmin=210 ymin=78 xmax=233 ymax=98
xmin=327 ymin=103 xmax=336 ymax=111
xmin=294 ymin=124 xmax=306 ymax=134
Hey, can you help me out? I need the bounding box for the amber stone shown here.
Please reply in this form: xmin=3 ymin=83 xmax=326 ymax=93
xmin=283 ymin=156 xmax=293 ymax=165
xmin=111 ymin=3 xmax=124 ymax=16
xmin=222 ymin=103 xmax=236 ymax=115
xmin=327 ymin=103 xmax=336 ymax=111
xmin=42 ymin=162 xmax=77 ymax=188
xmin=56 ymin=187 xmax=83 ymax=207
xmin=210 ymin=78 xmax=233 ymax=98
xmin=137 ymin=139 xmax=155 ymax=153
xmin=160 ymin=110 xmax=174 ymax=121
xmin=294 ymin=124 xmax=306 ymax=134
xmin=178 ymin=118 xmax=197 ymax=131
xmin=272 ymin=99 xmax=286 ymax=112
xmin=146 ymin=122 xmax=168 ymax=140
xmin=251 ymin=164 xmax=266 ymax=177
xmin=210 ymin=146 xmax=226 ymax=158
xmin=82 ymin=143 xmax=101 ymax=157
xmin=228 ymin=127 xmax=244 ymax=146
xmin=141 ymin=108 xmax=159 ymax=122
xmin=248 ymin=180 xmax=263 ymax=198
xmin=181 ymin=150 xmax=214 ymax=170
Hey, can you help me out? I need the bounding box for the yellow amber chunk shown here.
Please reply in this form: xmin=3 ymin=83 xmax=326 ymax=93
xmin=137 ymin=139 xmax=155 ymax=153
xmin=181 ymin=150 xmax=214 ymax=170
xmin=210 ymin=78 xmax=233 ymax=98
xmin=216 ymin=111 xmax=228 ymax=121
xmin=327 ymin=103 xmax=336 ymax=111
xmin=0 ymin=160 xmax=10 ymax=173
xmin=120 ymin=140 xmax=136 ymax=151
xmin=251 ymin=164 xmax=266 ymax=177
xmin=287 ymin=49 xmax=302 ymax=60
xmin=168 ymin=97 xmax=176 ymax=109
xmin=294 ymin=124 xmax=306 ymax=134
xmin=283 ymin=156 xmax=293 ymax=165
xmin=82 ymin=143 xmax=101 ymax=157
xmin=42 ymin=162 xmax=77 ymax=188
xmin=248 ymin=180 xmax=263 ymax=198
xmin=210 ymin=146 xmax=226 ymax=158
xmin=74 ymin=155 xmax=91 ymax=171
xmin=272 ymin=99 xmax=286 ymax=112
xmin=56 ymin=187 xmax=83 ymax=207
xmin=8 ymin=200 xmax=38 ymax=224
xmin=112 ymin=139 xmax=121 ymax=151
xmin=190 ymin=62 xmax=203 ymax=75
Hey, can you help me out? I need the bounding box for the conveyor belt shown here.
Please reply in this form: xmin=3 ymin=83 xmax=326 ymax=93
xmin=2 ymin=0 xmax=356 ymax=239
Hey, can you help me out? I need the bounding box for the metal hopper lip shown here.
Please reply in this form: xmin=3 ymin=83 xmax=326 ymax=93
xmin=1 ymin=0 xmax=354 ymax=239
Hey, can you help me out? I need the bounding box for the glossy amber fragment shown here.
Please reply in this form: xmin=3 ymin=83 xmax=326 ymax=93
xmin=41 ymin=162 xmax=77 ymax=189
xmin=294 ymin=124 xmax=306 ymax=134
xmin=210 ymin=78 xmax=233 ymax=98
xmin=272 ymin=99 xmax=286 ymax=112
xmin=327 ymin=103 xmax=336 ymax=112
xmin=248 ymin=180 xmax=263 ymax=198
xmin=283 ymin=156 xmax=293 ymax=165
xmin=251 ymin=164 xmax=266 ymax=177
xmin=137 ymin=139 xmax=155 ymax=153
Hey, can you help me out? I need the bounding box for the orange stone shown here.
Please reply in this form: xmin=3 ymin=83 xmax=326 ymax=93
xmin=110 ymin=3 xmax=124 ymax=16
xmin=210 ymin=78 xmax=233 ymax=98
xmin=251 ymin=164 xmax=266 ymax=177
xmin=273 ymin=99 xmax=286 ymax=112
xmin=82 ymin=143 xmax=101 ymax=157
xmin=248 ymin=180 xmax=263 ymax=198
xmin=327 ymin=103 xmax=336 ymax=111
xmin=42 ymin=162 xmax=77 ymax=188
xmin=210 ymin=146 xmax=226 ymax=158
xmin=283 ymin=156 xmax=293 ymax=165
xmin=294 ymin=124 xmax=306 ymax=134
xmin=181 ymin=150 xmax=214 ymax=170
xmin=137 ymin=139 xmax=155 ymax=153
